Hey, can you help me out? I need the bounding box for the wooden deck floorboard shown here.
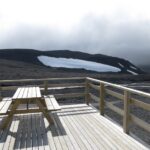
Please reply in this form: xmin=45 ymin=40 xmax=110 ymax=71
xmin=0 ymin=104 xmax=149 ymax=150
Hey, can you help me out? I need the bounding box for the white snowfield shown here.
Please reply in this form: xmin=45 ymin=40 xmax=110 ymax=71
xmin=38 ymin=56 xmax=121 ymax=72
xmin=127 ymin=69 xmax=138 ymax=75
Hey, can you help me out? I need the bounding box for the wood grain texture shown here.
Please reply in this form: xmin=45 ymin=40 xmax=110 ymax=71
xmin=0 ymin=104 xmax=148 ymax=150
xmin=123 ymin=91 xmax=130 ymax=134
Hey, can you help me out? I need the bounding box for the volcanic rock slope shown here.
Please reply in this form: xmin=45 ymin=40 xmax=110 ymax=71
xmin=0 ymin=49 xmax=144 ymax=74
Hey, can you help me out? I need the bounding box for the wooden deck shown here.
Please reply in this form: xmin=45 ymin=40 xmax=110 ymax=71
xmin=0 ymin=104 xmax=149 ymax=150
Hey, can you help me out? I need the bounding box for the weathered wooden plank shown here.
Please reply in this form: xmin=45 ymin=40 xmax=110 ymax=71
xmin=89 ymin=83 xmax=99 ymax=91
xmin=17 ymin=88 xmax=26 ymax=99
xmin=22 ymin=87 xmax=29 ymax=98
xmin=52 ymin=114 xmax=74 ymax=150
xmin=27 ymin=87 xmax=33 ymax=99
xmin=44 ymin=96 xmax=54 ymax=110
xmin=90 ymin=109 xmax=148 ymax=150
xmin=123 ymin=91 xmax=130 ymax=134
xmin=40 ymin=114 xmax=50 ymax=150
xmin=36 ymin=100 xmax=54 ymax=124
xmin=130 ymin=98 xmax=150 ymax=111
xmin=12 ymin=88 xmax=22 ymax=99
xmin=130 ymin=115 xmax=150 ymax=132
xmin=0 ymin=122 xmax=10 ymax=150
xmin=0 ymin=101 xmax=7 ymax=112
xmin=36 ymin=87 xmax=41 ymax=98
xmin=85 ymin=79 xmax=90 ymax=105
xmin=66 ymin=107 xmax=105 ymax=150
xmin=20 ymin=115 xmax=27 ymax=149
xmin=14 ymin=114 xmax=24 ymax=149
xmin=65 ymin=112 xmax=99 ymax=150
xmin=0 ymin=103 xmax=149 ymax=150
xmin=48 ymin=119 xmax=64 ymax=150
xmin=2 ymin=86 xmax=19 ymax=91
xmin=0 ymin=77 xmax=85 ymax=83
xmin=51 ymin=116 xmax=69 ymax=150
xmin=87 ymin=77 xmax=150 ymax=98
xmin=105 ymin=88 xmax=124 ymax=100
xmin=49 ymin=95 xmax=61 ymax=110
xmin=43 ymin=117 xmax=56 ymax=150
xmin=26 ymin=114 xmax=32 ymax=150
xmin=48 ymin=82 xmax=85 ymax=88
xmin=0 ymin=100 xmax=20 ymax=130
xmin=72 ymin=106 xmax=119 ymax=149
xmin=31 ymin=87 xmax=37 ymax=98
xmin=44 ymin=81 xmax=48 ymax=94
xmin=8 ymin=116 xmax=19 ymax=150
xmin=89 ymin=93 xmax=99 ymax=102
xmin=36 ymin=114 xmax=44 ymax=150
xmin=3 ymin=116 xmax=16 ymax=150
xmin=76 ymin=103 xmax=147 ymax=150
xmin=32 ymin=114 xmax=38 ymax=150
xmin=100 ymin=83 xmax=105 ymax=115
xmin=59 ymin=113 xmax=88 ymax=149
xmin=105 ymin=101 xmax=124 ymax=116
xmin=54 ymin=113 xmax=81 ymax=150
xmin=0 ymin=98 xmax=12 ymax=114
xmin=54 ymin=93 xmax=85 ymax=99
xmin=84 ymin=110 xmax=134 ymax=150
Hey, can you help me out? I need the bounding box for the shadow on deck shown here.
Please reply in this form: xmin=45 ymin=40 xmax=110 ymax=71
xmin=0 ymin=104 xmax=149 ymax=150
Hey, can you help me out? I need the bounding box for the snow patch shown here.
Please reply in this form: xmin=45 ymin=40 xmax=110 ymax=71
xmin=130 ymin=65 xmax=137 ymax=70
xmin=127 ymin=69 xmax=138 ymax=75
xmin=118 ymin=63 xmax=124 ymax=68
xmin=38 ymin=56 xmax=121 ymax=72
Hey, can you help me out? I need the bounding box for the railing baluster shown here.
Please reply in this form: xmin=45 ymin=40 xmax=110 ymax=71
xmin=0 ymin=85 xmax=2 ymax=101
xmin=100 ymin=83 xmax=105 ymax=115
xmin=44 ymin=80 xmax=48 ymax=94
xmin=123 ymin=90 xmax=130 ymax=134
xmin=85 ymin=79 xmax=90 ymax=105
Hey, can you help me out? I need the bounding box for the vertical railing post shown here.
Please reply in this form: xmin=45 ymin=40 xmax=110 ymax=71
xmin=0 ymin=85 xmax=2 ymax=101
xmin=44 ymin=80 xmax=48 ymax=95
xmin=123 ymin=90 xmax=130 ymax=134
xmin=85 ymin=78 xmax=90 ymax=105
xmin=99 ymin=83 xmax=105 ymax=115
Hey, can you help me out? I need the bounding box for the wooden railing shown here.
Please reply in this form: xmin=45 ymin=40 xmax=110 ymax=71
xmin=0 ymin=77 xmax=85 ymax=100
xmin=85 ymin=77 xmax=150 ymax=134
xmin=0 ymin=77 xmax=149 ymax=134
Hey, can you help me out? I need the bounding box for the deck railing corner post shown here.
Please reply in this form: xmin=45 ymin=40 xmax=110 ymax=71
xmin=100 ymin=83 xmax=105 ymax=115
xmin=44 ymin=80 xmax=48 ymax=95
xmin=85 ymin=78 xmax=90 ymax=105
xmin=0 ymin=85 xmax=2 ymax=101
xmin=123 ymin=90 xmax=130 ymax=134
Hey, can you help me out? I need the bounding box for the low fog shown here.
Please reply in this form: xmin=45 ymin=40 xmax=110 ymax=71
xmin=0 ymin=0 xmax=150 ymax=67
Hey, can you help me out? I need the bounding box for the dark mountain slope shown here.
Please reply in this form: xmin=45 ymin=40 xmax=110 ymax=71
xmin=0 ymin=49 xmax=144 ymax=74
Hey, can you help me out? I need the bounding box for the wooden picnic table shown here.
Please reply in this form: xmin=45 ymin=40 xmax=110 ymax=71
xmin=12 ymin=87 xmax=41 ymax=109
xmin=0 ymin=86 xmax=54 ymax=130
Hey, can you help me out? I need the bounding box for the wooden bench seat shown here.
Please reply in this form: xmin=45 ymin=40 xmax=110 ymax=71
xmin=44 ymin=95 xmax=61 ymax=111
xmin=0 ymin=97 xmax=12 ymax=114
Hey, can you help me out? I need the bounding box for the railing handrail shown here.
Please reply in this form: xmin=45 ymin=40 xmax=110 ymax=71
xmin=87 ymin=77 xmax=150 ymax=98
xmin=86 ymin=77 xmax=150 ymax=134
xmin=0 ymin=76 xmax=149 ymax=134
xmin=0 ymin=77 xmax=85 ymax=84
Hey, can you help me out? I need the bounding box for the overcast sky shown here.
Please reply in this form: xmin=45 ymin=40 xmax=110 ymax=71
xmin=0 ymin=0 xmax=150 ymax=66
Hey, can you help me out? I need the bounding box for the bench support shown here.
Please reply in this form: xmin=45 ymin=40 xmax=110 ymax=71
xmin=36 ymin=99 xmax=54 ymax=124
xmin=0 ymin=100 xmax=20 ymax=130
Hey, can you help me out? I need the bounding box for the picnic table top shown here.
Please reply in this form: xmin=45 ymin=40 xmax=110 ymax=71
xmin=12 ymin=86 xmax=41 ymax=100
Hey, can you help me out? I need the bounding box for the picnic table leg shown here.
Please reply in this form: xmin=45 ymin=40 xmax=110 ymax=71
xmin=36 ymin=99 xmax=54 ymax=124
xmin=27 ymin=99 xmax=30 ymax=109
xmin=0 ymin=100 xmax=20 ymax=130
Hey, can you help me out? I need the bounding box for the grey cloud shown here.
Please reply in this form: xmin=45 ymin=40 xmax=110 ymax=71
xmin=0 ymin=15 xmax=150 ymax=66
